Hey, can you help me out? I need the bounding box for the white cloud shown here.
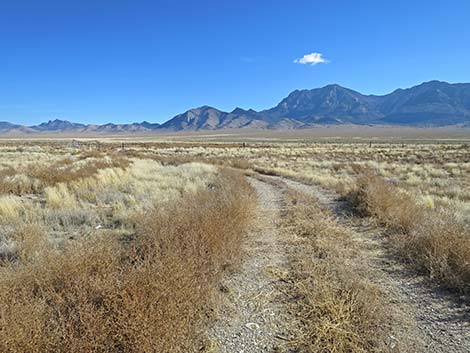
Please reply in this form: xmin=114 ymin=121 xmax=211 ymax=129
xmin=294 ymin=52 xmax=328 ymax=65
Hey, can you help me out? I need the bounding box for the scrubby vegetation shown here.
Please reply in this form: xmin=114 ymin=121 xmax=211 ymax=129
xmin=142 ymin=141 xmax=470 ymax=213
xmin=0 ymin=144 xmax=255 ymax=352
xmin=139 ymin=138 xmax=469 ymax=294
xmin=0 ymin=138 xmax=468 ymax=351
xmin=348 ymin=171 xmax=470 ymax=294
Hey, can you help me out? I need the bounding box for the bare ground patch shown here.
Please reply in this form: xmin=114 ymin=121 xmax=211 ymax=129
xmin=207 ymin=178 xmax=299 ymax=352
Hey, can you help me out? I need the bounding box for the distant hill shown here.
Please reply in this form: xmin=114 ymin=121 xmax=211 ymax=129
xmin=2 ymin=119 xmax=162 ymax=135
xmin=1 ymin=81 xmax=469 ymax=135
xmin=159 ymin=106 xmax=263 ymax=130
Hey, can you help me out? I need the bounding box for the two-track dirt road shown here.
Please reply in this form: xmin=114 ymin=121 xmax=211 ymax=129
xmin=208 ymin=176 xmax=470 ymax=353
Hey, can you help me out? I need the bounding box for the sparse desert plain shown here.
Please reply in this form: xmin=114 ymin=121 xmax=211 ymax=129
xmin=0 ymin=129 xmax=468 ymax=352
xmin=3 ymin=0 xmax=470 ymax=351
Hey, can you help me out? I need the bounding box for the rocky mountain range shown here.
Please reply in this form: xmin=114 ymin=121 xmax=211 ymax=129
xmin=1 ymin=80 xmax=469 ymax=134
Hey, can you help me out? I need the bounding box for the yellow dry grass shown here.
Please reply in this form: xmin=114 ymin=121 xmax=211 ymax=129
xmin=0 ymin=195 xmax=24 ymax=222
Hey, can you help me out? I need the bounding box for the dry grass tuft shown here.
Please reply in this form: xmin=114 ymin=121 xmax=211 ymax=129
xmin=44 ymin=183 xmax=79 ymax=210
xmin=0 ymin=195 xmax=24 ymax=222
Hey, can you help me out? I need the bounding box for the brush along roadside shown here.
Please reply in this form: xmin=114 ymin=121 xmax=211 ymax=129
xmin=278 ymin=186 xmax=398 ymax=353
xmin=347 ymin=170 xmax=470 ymax=295
xmin=0 ymin=168 xmax=256 ymax=353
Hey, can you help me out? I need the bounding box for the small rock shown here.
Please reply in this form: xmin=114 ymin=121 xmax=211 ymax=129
xmin=245 ymin=322 xmax=260 ymax=330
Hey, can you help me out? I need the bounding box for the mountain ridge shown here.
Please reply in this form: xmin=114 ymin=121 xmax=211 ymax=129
xmin=1 ymin=81 xmax=470 ymax=134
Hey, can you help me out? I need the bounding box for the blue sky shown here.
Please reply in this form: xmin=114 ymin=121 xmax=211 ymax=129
xmin=1 ymin=0 xmax=469 ymax=125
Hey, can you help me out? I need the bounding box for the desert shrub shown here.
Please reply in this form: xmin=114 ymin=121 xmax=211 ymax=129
xmin=0 ymin=155 xmax=131 ymax=196
xmin=0 ymin=169 xmax=255 ymax=353
xmin=349 ymin=170 xmax=470 ymax=294
xmin=28 ymin=155 xmax=131 ymax=187
xmin=347 ymin=171 xmax=425 ymax=233
xmin=225 ymin=158 xmax=253 ymax=170
xmin=0 ymin=174 xmax=41 ymax=195
xmin=9 ymin=224 xmax=47 ymax=262
xmin=395 ymin=210 xmax=470 ymax=293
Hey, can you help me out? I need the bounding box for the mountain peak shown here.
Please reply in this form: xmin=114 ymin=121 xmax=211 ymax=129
xmin=323 ymin=83 xmax=343 ymax=89
xmin=231 ymin=107 xmax=258 ymax=115
xmin=161 ymin=105 xmax=227 ymax=130
xmin=422 ymin=79 xmax=447 ymax=84
xmin=418 ymin=80 xmax=450 ymax=88
xmin=231 ymin=107 xmax=246 ymax=114
xmin=33 ymin=119 xmax=84 ymax=131
xmin=41 ymin=118 xmax=70 ymax=125
xmin=195 ymin=105 xmax=217 ymax=111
